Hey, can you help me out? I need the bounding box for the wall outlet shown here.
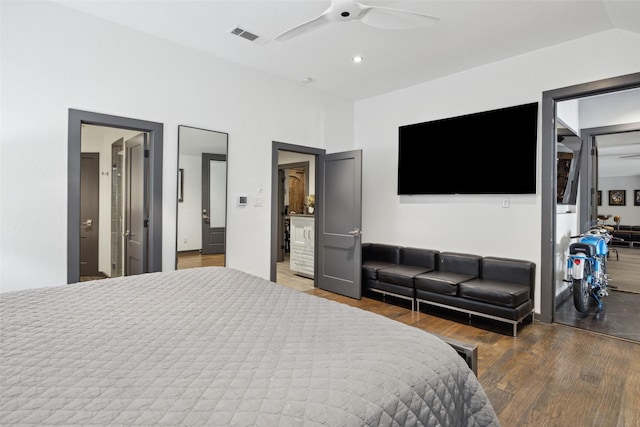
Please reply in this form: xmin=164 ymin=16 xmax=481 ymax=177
xmin=502 ymin=198 xmax=510 ymax=208
xmin=183 ymin=237 xmax=188 ymax=243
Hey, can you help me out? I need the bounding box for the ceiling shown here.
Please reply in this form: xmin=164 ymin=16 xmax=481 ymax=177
xmin=54 ymin=0 xmax=640 ymax=101
xmin=58 ymin=1 xmax=639 ymax=178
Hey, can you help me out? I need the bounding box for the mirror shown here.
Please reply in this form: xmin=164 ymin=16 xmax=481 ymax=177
xmin=556 ymin=120 xmax=583 ymax=205
xmin=176 ymin=126 xmax=228 ymax=269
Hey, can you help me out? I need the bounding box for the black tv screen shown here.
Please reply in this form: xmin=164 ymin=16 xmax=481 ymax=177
xmin=398 ymin=102 xmax=538 ymax=195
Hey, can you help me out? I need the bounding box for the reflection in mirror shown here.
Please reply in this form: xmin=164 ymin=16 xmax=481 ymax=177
xmin=176 ymin=126 xmax=228 ymax=269
xmin=556 ymin=120 xmax=583 ymax=205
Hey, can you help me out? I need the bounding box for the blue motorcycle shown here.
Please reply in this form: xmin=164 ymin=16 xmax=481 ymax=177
xmin=565 ymin=225 xmax=619 ymax=313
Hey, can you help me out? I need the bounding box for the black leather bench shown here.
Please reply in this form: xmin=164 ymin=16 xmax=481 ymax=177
xmin=362 ymin=243 xmax=536 ymax=337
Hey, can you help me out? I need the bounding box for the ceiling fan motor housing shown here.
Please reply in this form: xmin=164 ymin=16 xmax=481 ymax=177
xmin=330 ymin=0 xmax=363 ymax=21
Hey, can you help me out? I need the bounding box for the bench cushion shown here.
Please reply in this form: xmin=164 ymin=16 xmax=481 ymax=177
xmin=481 ymin=256 xmax=535 ymax=288
xmin=438 ymin=252 xmax=482 ymax=276
xmin=377 ymin=265 xmax=433 ymax=288
xmin=414 ymin=271 xmax=476 ymax=296
xmin=362 ymin=261 xmax=397 ymax=280
xmin=400 ymin=247 xmax=439 ymax=270
xmin=362 ymin=243 xmax=401 ymax=264
xmin=458 ymin=279 xmax=530 ymax=308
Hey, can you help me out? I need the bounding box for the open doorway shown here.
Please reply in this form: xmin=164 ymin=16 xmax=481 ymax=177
xmin=79 ymin=125 xmax=149 ymax=281
xmin=275 ymin=150 xmax=317 ymax=292
xmin=541 ymin=72 xmax=640 ymax=342
xmin=270 ymin=142 xmax=364 ymax=299
xmin=68 ymin=109 xmax=163 ymax=284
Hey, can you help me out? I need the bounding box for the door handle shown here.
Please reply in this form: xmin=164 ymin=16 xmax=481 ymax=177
xmin=82 ymin=219 xmax=93 ymax=227
xmin=202 ymin=209 xmax=210 ymax=223
xmin=348 ymin=228 xmax=361 ymax=238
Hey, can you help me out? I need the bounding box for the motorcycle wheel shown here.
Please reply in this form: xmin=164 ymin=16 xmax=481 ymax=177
xmin=573 ymin=262 xmax=592 ymax=313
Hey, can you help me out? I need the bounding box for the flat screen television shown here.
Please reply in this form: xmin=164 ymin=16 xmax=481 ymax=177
xmin=398 ymin=102 xmax=538 ymax=195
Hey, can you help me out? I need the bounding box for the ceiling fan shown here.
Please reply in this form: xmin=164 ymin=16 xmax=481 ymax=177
xmin=274 ymin=0 xmax=440 ymax=42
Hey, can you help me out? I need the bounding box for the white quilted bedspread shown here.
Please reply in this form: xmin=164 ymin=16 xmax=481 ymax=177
xmin=0 ymin=267 xmax=499 ymax=426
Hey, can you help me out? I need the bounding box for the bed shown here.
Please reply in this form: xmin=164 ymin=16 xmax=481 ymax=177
xmin=0 ymin=267 xmax=500 ymax=426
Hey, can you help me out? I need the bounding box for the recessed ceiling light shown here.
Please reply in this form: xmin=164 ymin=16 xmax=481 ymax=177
xmin=352 ymin=56 xmax=363 ymax=64
xmin=301 ymin=77 xmax=314 ymax=84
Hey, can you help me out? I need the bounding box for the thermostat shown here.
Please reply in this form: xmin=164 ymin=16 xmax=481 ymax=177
xmin=237 ymin=196 xmax=248 ymax=206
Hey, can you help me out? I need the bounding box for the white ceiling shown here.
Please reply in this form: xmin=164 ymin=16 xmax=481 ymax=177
xmin=58 ymin=0 xmax=640 ymax=178
xmin=54 ymin=0 xmax=640 ymax=101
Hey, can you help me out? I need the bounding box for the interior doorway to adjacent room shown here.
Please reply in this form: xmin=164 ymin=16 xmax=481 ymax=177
xmin=541 ymin=72 xmax=640 ymax=342
xmin=275 ymin=151 xmax=316 ymax=292
xmin=67 ymin=109 xmax=163 ymax=284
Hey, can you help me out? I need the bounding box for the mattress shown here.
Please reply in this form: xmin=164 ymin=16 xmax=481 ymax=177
xmin=0 ymin=267 xmax=500 ymax=426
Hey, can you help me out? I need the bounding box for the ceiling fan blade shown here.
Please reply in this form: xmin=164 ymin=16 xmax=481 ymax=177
xmin=360 ymin=6 xmax=439 ymax=30
xmin=275 ymin=13 xmax=331 ymax=41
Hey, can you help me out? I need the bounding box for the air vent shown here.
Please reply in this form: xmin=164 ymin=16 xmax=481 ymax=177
xmin=229 ymin=26 xmax=261 ymax=43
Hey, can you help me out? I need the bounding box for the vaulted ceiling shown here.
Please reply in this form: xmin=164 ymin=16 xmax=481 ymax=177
xmin=54 ymin=1 xmax=640 ymax=177
xmin=54 ymin=0 xmax=640 ymax=101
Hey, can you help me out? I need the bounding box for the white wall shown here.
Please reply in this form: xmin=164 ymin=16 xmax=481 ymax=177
xmin=557 ymin=99 xmax=581 ymax=134
xmin=355 ymin=29 xmax=640 ymax=313
xmin=598 ymin=176 xmax=640 ymax=225
xmin=0 ymin=1 xmax=353 ymax=292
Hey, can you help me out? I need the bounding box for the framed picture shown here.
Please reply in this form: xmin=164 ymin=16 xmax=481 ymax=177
xmin=635 ymin=189 xmax=640 ymax=206
xmin=597 ymin=190 xmax=602 ymax=206
xmin=608 ymin=190 xmax=625 ymax=206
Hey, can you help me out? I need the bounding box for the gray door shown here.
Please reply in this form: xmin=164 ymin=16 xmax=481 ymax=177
xmin=317 ymin=150 xmax=363 ymax=299
xmin=80 ymin=152 xmax=99 ymax=276
xmin=125 ymin=134 xmax=147 ymax=275
xmin=201 ymin=153 xmax=226 ymax=255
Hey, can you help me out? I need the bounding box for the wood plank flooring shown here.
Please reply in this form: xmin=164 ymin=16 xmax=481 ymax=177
xmin=276 ymin=254 xmax=315 ymax=292
xmin=305 ymin=288 xmax=640 ymax=427
xmin=176 ymin=251 xmax=224 ymax=269
xmin=607 ymin=246 xmax=640 ymax=294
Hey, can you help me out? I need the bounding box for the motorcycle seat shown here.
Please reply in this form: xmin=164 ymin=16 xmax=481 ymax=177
xmin=569 ymin=242 xmax=596 ymax=257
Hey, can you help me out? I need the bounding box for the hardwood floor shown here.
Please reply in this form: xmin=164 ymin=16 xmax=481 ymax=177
xmin=607 ymin=246 xmax=640 ymax=294
xmin=176 ymin=251 xmax=224 ymax=269
xmin=305 ymin=289 xmax=640 ymax=427
xmin=276 ymin=254 xmax=315 ymax=292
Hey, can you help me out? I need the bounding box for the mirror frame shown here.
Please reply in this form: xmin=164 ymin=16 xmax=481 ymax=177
xmin=176 ymin=125 xmax=229 ymax=269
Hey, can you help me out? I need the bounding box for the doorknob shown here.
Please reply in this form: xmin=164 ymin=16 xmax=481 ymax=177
xmin=348 ymin=228 xmax=361 ymax=238
xmin=81 ymin=219 xmax=93 ymax=227
xmin=202 ymin=209 xmax=210 ymax=223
